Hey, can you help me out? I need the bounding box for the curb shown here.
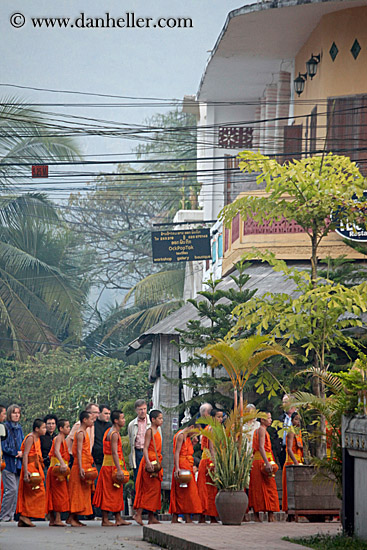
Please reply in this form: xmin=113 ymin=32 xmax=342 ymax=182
xmin=144 ymin=525 xmax=212 ymax=550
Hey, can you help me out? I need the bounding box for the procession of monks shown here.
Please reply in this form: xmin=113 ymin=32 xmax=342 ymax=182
xmin=6 ymin=404 xmax=302 ymax=527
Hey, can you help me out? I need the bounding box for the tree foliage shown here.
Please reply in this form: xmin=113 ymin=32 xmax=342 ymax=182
xmin=0 ymin=348 xmax=151 ymax=433
xmin=229 ymin=253 xmax=367 ymax=380
xmin=221 ymin=152 xmax=366 ymax=283
xmin=0 ymin=99 xmax=82 ymax=186
xmin=172 ymin=261 xmax=257 ymax=415
xmin=0 ymin=194 xmax=88 ymax=358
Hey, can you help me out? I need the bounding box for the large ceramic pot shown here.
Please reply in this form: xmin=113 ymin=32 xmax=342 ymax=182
xmin=215 ymin=490 xmax=248 ymax=525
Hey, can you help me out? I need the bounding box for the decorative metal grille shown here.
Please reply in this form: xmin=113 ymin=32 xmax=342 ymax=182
xmin=218 ymin=126 xmax=253 ymax=149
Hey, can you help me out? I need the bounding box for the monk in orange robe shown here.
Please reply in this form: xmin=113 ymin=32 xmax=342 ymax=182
xmin=93 ymin=410 xmax=131 ymax=527
xmin=248 ymin=412 xmax=280 ymax=522
xmin=282 ymin=412 xmax=304 ymax=513
xmin=169 ymin=426 xmax=203 ymax=523
xmin=68 ymin=411 xmax=94 ymax=527
xmin=45 ymin=419 xmax=71 ymax=526
xmin=133 ymin=410 xmax=163 ymax=525
xmin=197 ymin=408 xmax=223 ymax=523
xmin=16 ymin=418 xmax=46 ymax=527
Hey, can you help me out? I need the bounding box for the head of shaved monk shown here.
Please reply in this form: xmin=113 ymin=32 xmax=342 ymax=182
xmin=57 ymin=419 xmax=71 ymax=435
xmin=79 ymin=410 xmax=93 ymax=427
xmin=111 ymin=409 xmax=125 ymax=428
xmin=149 ymin=409 xmax=163 ymax=427
xmin=260 ymin=412 xmax=272 ymax=428
xmin=33 ymin=418 xmax=46 ymax=436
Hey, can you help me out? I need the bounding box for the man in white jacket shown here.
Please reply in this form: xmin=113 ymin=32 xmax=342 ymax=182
xmin=128 ymin=399 xmax=151 ymax=483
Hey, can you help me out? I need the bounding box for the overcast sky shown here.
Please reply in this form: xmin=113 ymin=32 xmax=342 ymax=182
xmin=1 ymin=0 xmax=249 ymax=160
xmin=1 ymin=0 xmax=250 ymax=306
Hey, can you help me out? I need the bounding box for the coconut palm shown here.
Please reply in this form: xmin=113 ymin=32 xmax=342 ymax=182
xmin=0 ymin=99 xmax=84 ymax=357
xmin=0 ymin=193 xmax=86 ymax=358
xmin=0 ymin=99 xmax=81 ymax=185
xmin=100 ymin=267 xmax=185 ymax=344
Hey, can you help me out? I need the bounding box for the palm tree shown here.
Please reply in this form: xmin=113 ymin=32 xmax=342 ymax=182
xmin=100 ymin=267 xmax=185 ymax=345
xmin=203 ymin=335 xmax=295 ymax=413
xmin=0 ymin=99 xmax=84 ymax=357
xmin=0 ymin=99 xmax=81 ymax=185
xmin=0 ymin=194 xmax=86 ymax=358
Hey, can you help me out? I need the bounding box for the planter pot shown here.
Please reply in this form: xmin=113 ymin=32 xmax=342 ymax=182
xmin=286 ymin=465 xmax=341 ymax=521
xmin=215 ymin=490 xmax=248 ymax=525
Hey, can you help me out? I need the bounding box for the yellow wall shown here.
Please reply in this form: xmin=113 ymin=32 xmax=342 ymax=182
xmin=294 ymin=6 xmax=367 ymax=135
xmin=222 ymin=7 xmax=367 ymax=276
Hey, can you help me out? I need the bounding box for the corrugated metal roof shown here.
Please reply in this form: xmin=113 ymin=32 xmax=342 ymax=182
xmin=126 ymin=262 xmax=309 ymax=354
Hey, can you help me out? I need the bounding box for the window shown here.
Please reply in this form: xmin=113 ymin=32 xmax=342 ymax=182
xmin=283 ymin=125 xmax=302 ymax=163
xmin=218 ymin=234 xmax=223 ymax=259
xmin=212 ymin=242 xmax=217 ymax=264
xmin=309 ymin=106 xmax=317 ymax=155
xmin=327 ymin=95 xmax=367 ymax=175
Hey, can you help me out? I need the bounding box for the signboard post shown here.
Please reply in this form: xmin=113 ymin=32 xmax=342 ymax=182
xmin=151 ymin=228 xmax=211 ymax=263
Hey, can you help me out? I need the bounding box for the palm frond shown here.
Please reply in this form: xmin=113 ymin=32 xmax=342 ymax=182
xmin=297 ymin=366 xmax=343 ymax=394
xmin=121 ymin=268 xmax=185 ymax=308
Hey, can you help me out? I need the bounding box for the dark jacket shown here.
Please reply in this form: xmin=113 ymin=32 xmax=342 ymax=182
xmin=1 ymin=421 xmax=24 ymax=474
xmin=40 ymin=431 xmax=57 ymax=468
xmin=92 ymin=418 xmax=112 ymax=465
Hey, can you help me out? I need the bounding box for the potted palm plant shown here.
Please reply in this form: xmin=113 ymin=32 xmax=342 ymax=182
xmin=196 ymin=409 xmax=255 ymax=525
xmin=196 ymin=335 xmax=294 ymax=524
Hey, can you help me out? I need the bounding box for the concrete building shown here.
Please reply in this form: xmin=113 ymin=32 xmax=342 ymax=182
xmin=190 ymin=0 xmax=367 ymax=278
xmin=128 ymin=0 xmax=367 ymax=489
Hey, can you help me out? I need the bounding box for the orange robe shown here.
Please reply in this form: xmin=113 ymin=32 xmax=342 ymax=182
xmin=45 ymin=438 xmax=70 ymax=513
xmin=93 ymin=429 xmax=126 ymax=513
xmin=248 ymin=429 xmax=280 ymax=513
xmin=282 ymin=431 xmax=304 ymax=512
xmin=68 ymin=431 xmax=93 ymax=515
xmin=133 ymin=430 xmax=163 ymax=513
xmin=16 ymin=434 xmax=46 ymax=519
xmin=197 ymin=428 xmax=217 ymax=517
xmin=169 ymin=432 xmax=202 ymax=515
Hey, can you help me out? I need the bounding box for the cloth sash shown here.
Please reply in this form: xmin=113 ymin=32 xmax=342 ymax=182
xmin=202 ymin=448 xmax=212 ymax=461
xmin=27 ymin=454 xmax=43 ymax=468
xmin=253 ymin=451 xmax=273 ymax=461
xmin=50 ymin=456 xmax=68 ymax=467
xmin=102 ymin=454 xmax=124 ymax=467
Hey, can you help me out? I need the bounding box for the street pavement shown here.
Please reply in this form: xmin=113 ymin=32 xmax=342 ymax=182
xmin=0 ymin=521 xmax=161 ymax=550
xmin=0 ymin=520 xmax=342 ymax=550
xmin=144 ymin=521 xmax=342 ymax=550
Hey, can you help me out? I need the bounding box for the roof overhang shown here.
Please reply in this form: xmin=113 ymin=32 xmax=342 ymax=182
xmin=197 ymin=0 xmax=366 ymax=102
xmin=126 ymin=262 xmax=308 ymax=355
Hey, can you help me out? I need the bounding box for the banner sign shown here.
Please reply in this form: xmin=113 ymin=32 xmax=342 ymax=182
xmin=151 ymin=228 xmax=211 ymax=263
xmin=334 ymin=192 xmax=367 ymax=242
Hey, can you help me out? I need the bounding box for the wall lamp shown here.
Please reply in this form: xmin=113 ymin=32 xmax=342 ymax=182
xmin=293 ymin=53 xmax=321 ymax=96
xmin=294 ymin=72 xmax=307 ymax=96
xmin=306 ymin=53 xmax=321 ymax=79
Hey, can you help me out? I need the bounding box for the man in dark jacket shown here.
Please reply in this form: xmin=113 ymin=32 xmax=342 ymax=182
xmin=92 ymin=404 xmax=112 ymax=518
xmin=40 ymin=414 xmax=58 ymax=475
xmin=92 ymin=405 xmax=112 ymax=471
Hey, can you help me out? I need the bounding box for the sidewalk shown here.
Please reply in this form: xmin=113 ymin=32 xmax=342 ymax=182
xmin=143 ymin=521 xmax=341 ymax=550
